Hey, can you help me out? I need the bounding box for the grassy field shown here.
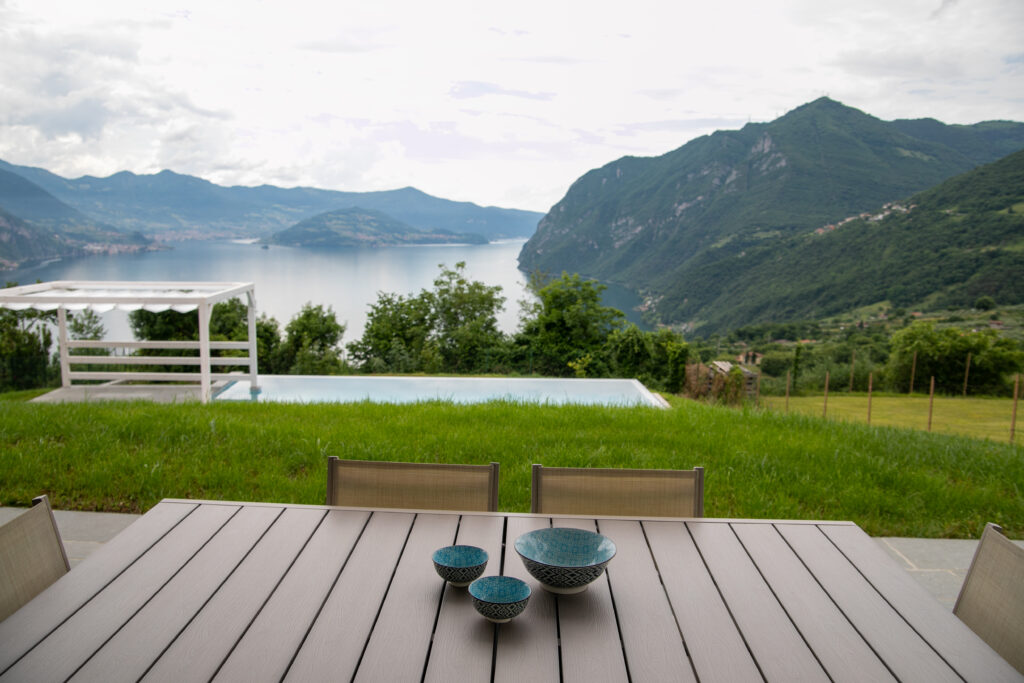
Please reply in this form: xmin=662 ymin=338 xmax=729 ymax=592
xmin=1 ymin=395 xmax=1021 ymax=539
xmin=762 ymin=393 xmax=1020 ymax=444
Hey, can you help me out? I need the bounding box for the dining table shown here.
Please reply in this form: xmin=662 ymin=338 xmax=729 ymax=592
xmin=0 ymin=498 xmax=1019 ymax=682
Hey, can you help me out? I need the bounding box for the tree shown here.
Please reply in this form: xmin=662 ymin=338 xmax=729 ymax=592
xmin=347 ymin=263 xmax=506 ymax=374
xmin=974 ymin=295 xmax=996 ymax=311
xmin=0 ymin=284 xmax=57 ymax=390
xmin=887 ymin=321 xmax=1023 ymax=394
xmin=272 ymin=303 xmax=347 ymax=375
xmin=347 ymin=292 xmax=436 ymax=373
xmin=516 ymin=272 xmax=624 ymax=377
xmin=427 ymin=262 xmax=505 ymax=373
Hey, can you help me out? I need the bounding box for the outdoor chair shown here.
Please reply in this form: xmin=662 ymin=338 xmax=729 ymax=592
xmin=0 ymin=495 xmax=71 ymax=621
xmin=530 ymin=464 xmax=704 ymax=517
xmin=326 ymin=457 xmax=500 ymax=512
xmin=953 ymin=523 xmax=1024 ymax=675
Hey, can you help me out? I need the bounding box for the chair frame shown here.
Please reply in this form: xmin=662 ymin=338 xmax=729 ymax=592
xmin=531 ymin=464 xmax=704 ymax=518
xmin=953 ymin=522 xmax=1024 ymax=675
xmin=326 ymin=457 xmax=500 ymax=512
xmin=0 ymin=495 xmax=71 ymax=621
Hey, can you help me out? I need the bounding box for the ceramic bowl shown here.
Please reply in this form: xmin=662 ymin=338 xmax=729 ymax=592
xmin=468 ymin=576 xmax=531 ymax=623
xmin=514 ymin=527 xmax=616 ymax=594
xmin=432 ymin=545 xmax=489 ymax=586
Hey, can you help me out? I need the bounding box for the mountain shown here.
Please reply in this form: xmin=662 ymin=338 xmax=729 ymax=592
xmin=0 ymin=161 xmax=542 ymax=241
xmin=0 ymin=170 xmax=152 ymax=269
xmin=663 ymin=149 xmax=1024 ymax=334
xmin=518 ymin=98 xmax=1024 ymax=334
xmin=265 ymin=207 xmax=488 ymax=247
xmin=0 ymin=207 xmax=65 ymax=270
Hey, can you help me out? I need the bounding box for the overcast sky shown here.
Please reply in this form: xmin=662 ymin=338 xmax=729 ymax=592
xmin=1 ymin=0 xmax=1022 ymax=212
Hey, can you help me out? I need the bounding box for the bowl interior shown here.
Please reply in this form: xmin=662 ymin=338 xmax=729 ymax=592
xmin=469 ymin=576 xmax=531 ymax=604
xmin=514 ymin=528 xmax=616 ymax=567
xmin=433 ymin=545 xmax=488 ymax=568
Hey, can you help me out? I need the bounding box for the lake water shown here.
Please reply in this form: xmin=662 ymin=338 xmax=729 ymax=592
xmin=5 ymin=239 xmax=646 ymax=342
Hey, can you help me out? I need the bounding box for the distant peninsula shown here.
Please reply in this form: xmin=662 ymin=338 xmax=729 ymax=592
xmin=263 ymin=207 xmax=489 ymax=248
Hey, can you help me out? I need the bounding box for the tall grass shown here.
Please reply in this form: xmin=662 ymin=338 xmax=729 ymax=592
xmin=1 ymin=397 xmax=1020 ymax=538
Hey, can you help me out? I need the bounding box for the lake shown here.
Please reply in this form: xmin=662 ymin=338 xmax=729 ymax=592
xmin=5 ymin=239 xmax=647 ymax=342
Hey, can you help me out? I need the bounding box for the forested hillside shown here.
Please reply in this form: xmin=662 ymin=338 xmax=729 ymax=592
xmin=668 ymin=149 xmax=1024 ymax=333
xmin=519 ymin=98 xmax=1024 ymax=335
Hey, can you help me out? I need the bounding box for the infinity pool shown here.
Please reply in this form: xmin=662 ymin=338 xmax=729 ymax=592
xmin=215 ymin=375 xmax=668 ymax=408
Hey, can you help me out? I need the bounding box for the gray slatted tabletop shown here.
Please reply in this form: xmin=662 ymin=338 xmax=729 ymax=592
xmin=0 ymin=499 xmax=1019 ymax=682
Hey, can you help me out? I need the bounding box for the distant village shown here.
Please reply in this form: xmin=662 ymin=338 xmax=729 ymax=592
xmin=814 ymin=201 xmax=916 ymax=235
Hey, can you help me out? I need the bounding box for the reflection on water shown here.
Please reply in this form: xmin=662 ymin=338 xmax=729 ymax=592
xmin=5 ymin=239 xmax=648 ymax=341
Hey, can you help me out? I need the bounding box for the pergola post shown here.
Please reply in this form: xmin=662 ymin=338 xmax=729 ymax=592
xmin=57 ymin=306 xmax=70 ymax=388
xmin=198 ymin=301 xmax=212 ymax=404
xmin=246 ymin=289 xmax=260 ymax=392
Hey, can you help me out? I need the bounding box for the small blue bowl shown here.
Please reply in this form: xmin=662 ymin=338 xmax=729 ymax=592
xmin=514 ymin=527 xmax=616 ymax=594
xmin=432 ymin=545 xmax=489 ymax=586
xmin=468 ymin=576 xmax=532 ymax=623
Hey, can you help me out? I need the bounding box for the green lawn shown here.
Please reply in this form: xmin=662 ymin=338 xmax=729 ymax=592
xmin=2 ymin=396 xmax=1021 ymax=539
xmin=763 ymin=393 xmax=1020 ymax=444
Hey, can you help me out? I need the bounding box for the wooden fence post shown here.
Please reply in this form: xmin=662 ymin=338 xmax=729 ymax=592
xmin=928 ymin=376 xmax=935 ymax=432
xmin=849 ymin=350 xmax=856 ymax=392
xmin=1011 ymin=374 xmax=1019 ymax=445
xmin=756 ymin=371 xmax=762 ymax=404
xmin=962 ymin=352 xmax=972 ymax=397
xmin=785 ymin=370 xmax=791 ymax=414
xmin=867 ymin=372 xmax=873 ymax=425
xmin=909 ymin=350 xmax=917 ymax=395
xmin=822 ymin=371 xmax=830 ymax=419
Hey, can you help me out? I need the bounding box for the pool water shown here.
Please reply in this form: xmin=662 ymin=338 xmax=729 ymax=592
xmin=215 ymin=375 xmax=668 ymax=408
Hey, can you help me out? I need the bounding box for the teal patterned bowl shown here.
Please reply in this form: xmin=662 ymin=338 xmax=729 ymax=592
xmin=432 ymin=545 xmax=489 ymax=586
xmin=514 ymin=528 xmax=616 ymax=594
xmin=468 ymin=576 xmax=531 ymax=623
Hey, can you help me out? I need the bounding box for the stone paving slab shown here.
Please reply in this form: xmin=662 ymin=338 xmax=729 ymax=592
xmin=0 ymin=507 xmax=141 ymax=568
xmin=875 ymin=535 xmax=1024 ymax=609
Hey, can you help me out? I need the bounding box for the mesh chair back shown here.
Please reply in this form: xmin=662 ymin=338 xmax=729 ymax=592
xmin=953 ymin=523 xmax=1024 ymax=675
xmin=0 ymin=495 xmax=70 ymax=621
xmin=326 ymin=458 xmax=500 ymax=512
xmin=531 ymin=464 xmax=704 ymax=517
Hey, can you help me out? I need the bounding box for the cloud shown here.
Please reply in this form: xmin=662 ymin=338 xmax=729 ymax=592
xmin=930 ymin=0 xmax=960 ymax=18
xmin=614 ymin=118 xmax=750 ymax=137
xmin=450 ymin=81 xmax=555 ymax=101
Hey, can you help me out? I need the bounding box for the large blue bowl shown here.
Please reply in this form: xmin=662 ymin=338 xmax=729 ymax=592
xmin=468 ymin=576 xmax=531 ymax=622
xmin=514 ymin=527 xmax=616 ymax=594
xmin=432 ymin=545 xmax=489 ymax=586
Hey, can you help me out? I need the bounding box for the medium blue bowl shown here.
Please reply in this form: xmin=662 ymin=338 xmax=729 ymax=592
xmin=468 ymin=575 xmax=531 ymax=622
xmin=432 ymin=545 xmax=489 ymax=586
xmin=514 ymin=527 xmax=616 ymax=594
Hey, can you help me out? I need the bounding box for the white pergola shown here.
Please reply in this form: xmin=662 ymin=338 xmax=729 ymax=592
xmin=0 ymin=281 xmax=259 ymax=404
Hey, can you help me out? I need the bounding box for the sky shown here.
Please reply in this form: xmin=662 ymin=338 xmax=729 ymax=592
xmin=1 ymin=0 xmax=1022 ymax=213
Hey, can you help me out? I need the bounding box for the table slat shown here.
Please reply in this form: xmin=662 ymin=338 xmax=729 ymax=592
xmin=733 ymin=522 xmax=895 ymax=682
xmin=70 ymin=505 xmax=283 ymax=683
xmin=554 ymin=518 xmax=629 ymax=683
xmin=0 ymin=501 xmax=196 ymax=673
xmin=689 ymin=521 xmax=829 ymax=682
xmin=425 ymin=513 xmax=506 ymax=683
xmin=643 ymin=520 xmax=762 ymax=683
xmin=598 ymin=518 xmax=696 ymax=682
xmin=214 ymin=509 xmax=371 ymax=682
xmin=354 ymin=513 xmax=459 ymax=682
xmin=140 ymin=507 xmax=326 ymax=682
xmin=494 ymin=516 xmax=560 ymax=683
xmin=779 ymin=524 xmax=961 ymax=682
xmin=821 ymin=524 xmax=1024 ymax=683
xmin=1 ymin=503 xmax=238 ymax=683
xmin=285 ymin=512 xmax=416 ymax=681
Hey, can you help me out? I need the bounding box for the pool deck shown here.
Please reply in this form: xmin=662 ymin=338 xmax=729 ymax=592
xmin=31 ymin=385 xmax=204 ymax=404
